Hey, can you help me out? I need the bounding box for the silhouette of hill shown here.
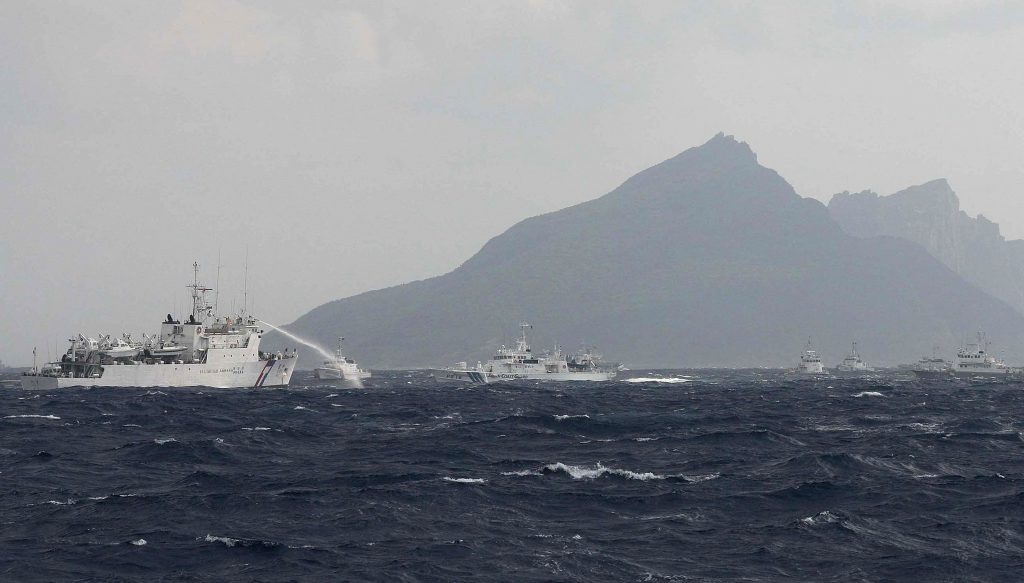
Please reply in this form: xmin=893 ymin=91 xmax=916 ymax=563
xmin=272 ymin=134 xmax=1024 ymax=368
xmin=830 ymin=180 xmax=1024 ymax=316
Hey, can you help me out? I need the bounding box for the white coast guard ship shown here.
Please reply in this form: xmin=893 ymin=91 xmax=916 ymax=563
xmin=314 ymin=337 xmax=371 ymax=382
xmin=949 ymin=333 xmax=1019 ymax=380
xmin=834 ymin=342 xmax=874 ymax=373
xmin=431 ymin=323 xmax=617 ymax=384
xmin=21 ymin=264 xmax=297 ymax=389
xmin=794 ymin=340 xmax=826 ymax=375
xmin=910 ymin=345 xmax=954 ymax=379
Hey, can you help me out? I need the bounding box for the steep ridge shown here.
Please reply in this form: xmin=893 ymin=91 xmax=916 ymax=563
xmin=829 ymin=181 xmax=1024 ymax=316
xmin=275 ymin=134 xmax=1024 ymax=367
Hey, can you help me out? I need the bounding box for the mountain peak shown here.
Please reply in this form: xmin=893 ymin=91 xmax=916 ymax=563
xmin=892 ymin=179 xmax=959 ymax=212
xmin=680 ymin=132 xmax=758 ymax=165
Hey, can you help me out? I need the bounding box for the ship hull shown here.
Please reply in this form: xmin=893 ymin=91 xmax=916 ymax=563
xmin=950 ymin=370 xmax=1020 ymax=381
xmin=314 ymin=366 xmax=371 ymax=381
xmin=912 ymin=369 xmax=953 ymax=380
xmin=431 ymin=369 xmax=490 ymax=384
xmin=833 ymin=367 xmax=876 ymax=376
xmin=21 ymin=357 xmax=297 ymax=389
xmin=488 ymin=371 xmax=616 ymax=382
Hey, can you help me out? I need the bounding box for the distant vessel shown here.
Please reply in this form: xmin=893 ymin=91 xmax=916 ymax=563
xmin=949 ymin=334 xmax=1017 ymax=380
xmin=432 ymin=362 xmax=491 ymax=384
xmin=314 ymin=337 xmax=371 ymax=382
xmin=432 ymin=323 xmax=617 ymax=383
xmin=910 ymin=346 xmax=953 ymax=379
xmin=795 ymin=340 xmax=826 ymax=375
xmin=835 ymin=342 xmax=873 ymax=373
xmin=21 ymin=263 xmax=298 ymax=389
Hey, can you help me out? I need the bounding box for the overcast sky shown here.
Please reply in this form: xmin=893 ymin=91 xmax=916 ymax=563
xmin=3 ymin=1 xmax=1024 ymax=365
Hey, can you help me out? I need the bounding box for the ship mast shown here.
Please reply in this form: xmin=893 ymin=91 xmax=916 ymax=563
xmin=188 ymin=261 xmax=213 ymax=321
xmin=242 ymin=248 xmax=249 ymax=318
xmin=518 ymin=322 xmax=532 ymax=352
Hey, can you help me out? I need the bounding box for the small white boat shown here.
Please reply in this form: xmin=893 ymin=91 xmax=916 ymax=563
xmin=99 ymin=335 xmax=141 ymax=360
xmin=834 ymin=342 xmax=873 ymax=373
xmin=146 ymin=344 xmax=188 ymax=358
xmin=795 ymin=339 xmax=827 ymax=375
xmin=314 ymin=337 xmax=371 ymax=382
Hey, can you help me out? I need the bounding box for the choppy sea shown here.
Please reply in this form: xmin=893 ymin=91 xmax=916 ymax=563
xmin=2 ymin=369 xmax=1023 ymax=582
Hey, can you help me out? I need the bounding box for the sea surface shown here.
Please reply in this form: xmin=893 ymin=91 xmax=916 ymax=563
xmin=2 ymin=369 xmax=1023 ymax=582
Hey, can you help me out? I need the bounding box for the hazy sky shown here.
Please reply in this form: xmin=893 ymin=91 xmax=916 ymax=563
xmin=3 ymin=1 xmax=1024 ymax=365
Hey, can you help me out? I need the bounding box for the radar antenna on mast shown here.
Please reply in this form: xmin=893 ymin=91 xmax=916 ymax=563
xmin=188 ymin=261 xmax=214 ymax=321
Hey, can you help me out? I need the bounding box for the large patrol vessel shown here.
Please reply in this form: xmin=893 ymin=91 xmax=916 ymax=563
xmin=431 ymin=323 xmax=617 ymax=384
xmin=948 ymin=334 xmax=1018 ymax=380
xmin=21 ymin=264 xmax=297 ymax=389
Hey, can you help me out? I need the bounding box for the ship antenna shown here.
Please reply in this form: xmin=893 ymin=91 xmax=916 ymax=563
xmin=242 ymin=247 xmax=249 ymax=317
xmin=214 ymin=249 xmax=222 ymax=316
xmin=191 ymin=261 xmax=200 ymax=320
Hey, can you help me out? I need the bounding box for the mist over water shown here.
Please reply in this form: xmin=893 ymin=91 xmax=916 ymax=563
xmin=3 ymin=369 xmax=1023 ymax=581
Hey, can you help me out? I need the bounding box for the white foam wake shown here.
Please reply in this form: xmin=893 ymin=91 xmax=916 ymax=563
xmin=622 ymin=377 xmax=693 ymax=384
xmin=442 ymin=477 xmax=486 ymax=484
xmin=682 ymin=472 xmax=721 ymax=483
xmin=204 ymin=534 xmax=240 ymax=547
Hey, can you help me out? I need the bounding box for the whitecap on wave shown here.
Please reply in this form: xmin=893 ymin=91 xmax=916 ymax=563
xmin=853 ymin=391 xmax=886 ymax=398
xmin=682 ymin=472 xmax=721 ymax=483
xmin=553 ymin=414 xmax=589 ymax=421
xmin=153 ymin=438 xmax=177 ymax=445
xmin=622 ymin=377 xmax=693 ymax=384
xmin=442 ymin=477 xmax=486 ymax=484
xmin=543 ymin=462 xmax=665 ymax=481
xmin=501 ymin=469 xmax=541 ymax=477
xmin=204 ymin=534 xmax=239 ymax=547
xmin=4 ymin=414 xmax=61 ymax=420
xmin=503 ymin=463 xmax=720 ymax=483
xmin=801 ymin=510 xmax=841 ymax=526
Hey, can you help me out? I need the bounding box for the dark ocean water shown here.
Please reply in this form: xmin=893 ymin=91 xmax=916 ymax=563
xmin=2 ymin=370 xmax=1023 ymax=582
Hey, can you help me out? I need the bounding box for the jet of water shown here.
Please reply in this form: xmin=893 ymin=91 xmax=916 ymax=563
xmin=257 ymin=320 xmax=335 ymax=363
